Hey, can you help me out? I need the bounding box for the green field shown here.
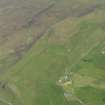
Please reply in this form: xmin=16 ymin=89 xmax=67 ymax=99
xmin=0 ymin=0 xmax=104 ymax=72
xmin=0 ymin=0 xmax=105 ymax=105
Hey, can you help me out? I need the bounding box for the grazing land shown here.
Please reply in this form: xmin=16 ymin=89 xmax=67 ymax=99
xmin=0 ymin=0 xmax=105 ymax=105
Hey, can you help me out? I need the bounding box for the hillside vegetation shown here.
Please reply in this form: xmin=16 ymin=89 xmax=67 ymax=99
xmin=0 ymin=0 xmax=105 ymax=105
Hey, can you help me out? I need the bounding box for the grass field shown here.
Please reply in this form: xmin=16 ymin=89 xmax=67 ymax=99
xmin=0 ymin=0 xmax=105 ymax=105
xmin=0 ymin=0 xmax=104 ymax=72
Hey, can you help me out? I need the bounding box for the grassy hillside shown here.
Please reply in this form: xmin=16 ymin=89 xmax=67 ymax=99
xmin=0 ymin=0 xmax=105 ymax=105
xmin=0 ymin=0 xmax=104 ymax=72
xmin=0 ymin=3 xmax=105 ymax=105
